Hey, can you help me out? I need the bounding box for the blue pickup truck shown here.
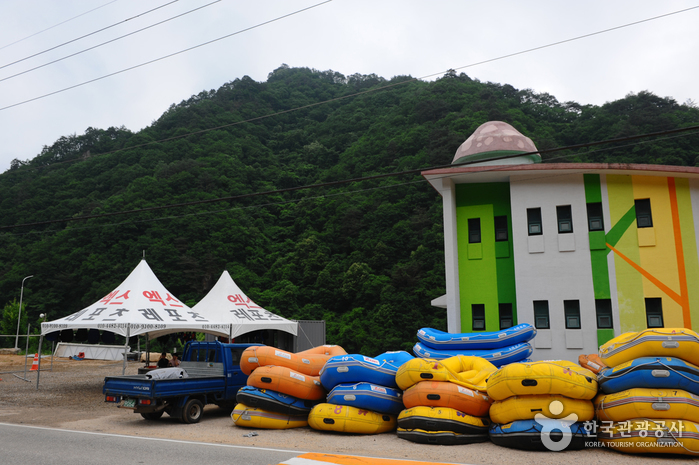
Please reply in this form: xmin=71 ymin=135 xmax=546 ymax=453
xmin=103 ymin=340 xmax=259 ymax=423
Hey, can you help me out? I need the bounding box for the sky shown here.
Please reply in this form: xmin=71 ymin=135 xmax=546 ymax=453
xmin=0 ymin=0 xmax=698 ymax=173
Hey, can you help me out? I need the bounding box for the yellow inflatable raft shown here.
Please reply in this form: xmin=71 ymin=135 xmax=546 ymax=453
xmin=231 ymin=403 xmax=308 ymax=429
xmin=599 ymin=328 xmax=699 ymax=368
xmin=308 ymin=403 xmax=397 ymax=434
xmin=599 ymin=419 xmax=699 ymax=456
xmin=595 ymin=388 xmax=699 ymax=423
xmin=486 ymin=360 xmax=597 ymax=401
xmin=395 ymin=355 xmax=496 ymax=392
xmin=489 ymin=394 xmax=595 ymax=424
xmin=397 ymin=406 xmax=489 ymax=435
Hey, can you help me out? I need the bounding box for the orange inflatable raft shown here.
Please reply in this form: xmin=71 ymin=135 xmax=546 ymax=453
xmin=247 ymin=365 xmax=326 ymax=400
xmin=402 ymin=381 xmax=492 ymax=417
xmin=241 ymin=345 xmax=347 ymax=376
xmin=578 ymin=353 xmax=606 ymax=374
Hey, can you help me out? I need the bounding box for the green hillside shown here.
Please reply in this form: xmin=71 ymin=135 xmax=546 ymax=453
xmin=1 ymin=65 xmax=698 ymax=353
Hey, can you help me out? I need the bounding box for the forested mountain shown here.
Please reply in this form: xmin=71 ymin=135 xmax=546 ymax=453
xmin=1 ymin=65 xmax=698 ymax=354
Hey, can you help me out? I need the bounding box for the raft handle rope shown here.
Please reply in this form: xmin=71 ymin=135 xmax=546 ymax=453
xmin=600 ymin=358 xmax=699 ymax=385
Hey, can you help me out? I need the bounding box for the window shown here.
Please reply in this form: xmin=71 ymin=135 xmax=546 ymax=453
xmin=472 ymin=304 xmax=485 ymax=330
xmin=499 ymin=303 xmax=513 ymax=330
xmin=527 ymin=208 xmax=543 ymax=236
xmin=468 ymin=218 xmax=481 ymax=243
xmin=494 ymin=216 xmax=508 ymax=242
xmin=587 ymin=202 xmax=604 ymax=231
xmin=595 ymin=299 xmax=613 ymax=329
xmin=533 ymin=301 xmax=550 ymax=329
xmin=645 ymin=298 xmax=664 ymax=328
xmin=635 ymin=199 xmax=653 ymax=228
xmin=564 ymin=300 xmax=581 ymax=329
xmin=557 ymin=205 xmax=573 ymax=234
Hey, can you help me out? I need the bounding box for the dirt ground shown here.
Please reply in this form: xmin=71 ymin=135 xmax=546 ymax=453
xmin=0 ymin=354 xmax=696 ymax=464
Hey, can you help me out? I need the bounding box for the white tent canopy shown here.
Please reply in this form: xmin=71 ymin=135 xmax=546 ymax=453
xmin=190 ymin=270 xmax=298 ymax=339
xmin=41 ymin=260 xmax=298 ymax=340
xmin=40 ymin=259 xmax=220 ymax=338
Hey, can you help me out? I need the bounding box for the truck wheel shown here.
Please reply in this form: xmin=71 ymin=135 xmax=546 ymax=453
xmin=140 ymin=411 xmax=164 ymax=421
xmin=182 ymin=399 xmax=204 ymax=424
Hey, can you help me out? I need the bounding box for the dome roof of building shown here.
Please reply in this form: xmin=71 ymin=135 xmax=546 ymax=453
xmin=452 ymin=121 xmax=541 ymax=166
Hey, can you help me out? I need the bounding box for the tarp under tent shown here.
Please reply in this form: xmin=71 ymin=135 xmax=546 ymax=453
xmin=189 ymin=270 xmax=298 ymax=340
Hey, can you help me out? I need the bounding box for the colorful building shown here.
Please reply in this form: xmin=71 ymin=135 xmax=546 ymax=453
xmin=423 ymin=121 xmax=699 ymax=360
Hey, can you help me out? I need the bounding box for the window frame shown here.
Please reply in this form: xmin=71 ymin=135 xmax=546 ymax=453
xmin=468 ymin=218 xmax=481 ymax=244
xmin=498 ymin=303 xmax=513 ymax=330
xmin=527 ymin=208 xmax=543 ymax=236
xmin=557 ymin=205 xmax=573 ymax=234
xmin=645 ymin=297 xmax=664 ymax=328
xmin=587 ymin=202 xmax=605 ymax=231
xmin=472 ymin=304 xmax=486 ymax=331
xmin=564 ymin=300 xmax=581 ymax=329
xmin=533 ymin=300 xmax=550 ymax=329
xmin=494 ymin=215 xmax=508 ymax=242
xmin=595 ymin=299 xmax=613 ymax=329
xmin=635 ymin=198 xmax=653 ymax=228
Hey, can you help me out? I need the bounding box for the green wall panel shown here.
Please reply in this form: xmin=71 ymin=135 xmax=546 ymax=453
xmin=455 ymin=183 xmax=516 ymax=332
xmin=597 ymin=329 xmax=616 ymax=348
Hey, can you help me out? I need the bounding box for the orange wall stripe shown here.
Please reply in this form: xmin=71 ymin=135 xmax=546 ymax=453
xmin=668 ymin=178 xmax=692 ymax=327
xmin=607 ymin=243 xmax=683 ymax=305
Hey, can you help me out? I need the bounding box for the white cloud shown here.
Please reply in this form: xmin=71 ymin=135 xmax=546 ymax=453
xmin=0 ymin=0 xmax=697 ymax=171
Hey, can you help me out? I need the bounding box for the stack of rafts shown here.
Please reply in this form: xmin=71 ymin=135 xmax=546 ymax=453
xmin=231 ymin=345 xmax=346 ymax=429
xmin=596 ymin=328 xmax=699 ymax=456
xmin=394 ymin=355 xmax=495 ymax=445
xmin=413 ymin=324 xmax=536 ymax=367
xmin=309 ymin=351 xmax=414 ymax=434
xmin=487 ymin=360 xmax=598 ymax=451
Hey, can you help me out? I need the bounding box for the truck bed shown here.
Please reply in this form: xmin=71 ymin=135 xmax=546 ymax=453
xmin=103 ymin=361 xmax=226 ymax=399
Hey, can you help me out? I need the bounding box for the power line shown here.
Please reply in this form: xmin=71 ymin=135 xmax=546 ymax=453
xmin=0 ymin=0 xmax=221 ymax=83
xmin=2 ymin=124 xmax=698 ymax=232
xmin=2 ymin=1 xmax=697 ymax=165
xmin=0 ymin=0 xmax=121 ymax=51
xmin=2 ymin=3 xmax=697 ymax=113
xmin=0 ymin=0 xmax=182 ymax=72
xmin=0 ymin=0 xmax=334 ymax=112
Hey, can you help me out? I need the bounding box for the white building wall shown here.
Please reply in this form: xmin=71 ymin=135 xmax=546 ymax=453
xmin=430 ymin=177 xmax=461 ymax=333
xmin=510 ymin=173 xmax=599 ymax=360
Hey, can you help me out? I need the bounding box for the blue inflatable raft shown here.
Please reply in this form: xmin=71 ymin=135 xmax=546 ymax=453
xmin=412 ymin=341 xmax=532 ymax=367
xmin=489 ymin=419 xmax=592 ymax=451
xmin=235 ymin=386 xmax=317 ymax=416
xmin=326 ymin=382 xmax=404 ymax=415
xmin=320 ymin=351 xmax=414 ymax=390
xmin=417 ymin=324 xmax=536 ymax=350
xmin=598 ymin=357 xmax=699 ymax=396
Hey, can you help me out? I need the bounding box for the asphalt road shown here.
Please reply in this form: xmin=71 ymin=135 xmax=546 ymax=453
xmin=0 ymin=423 xmax=301 ymax=465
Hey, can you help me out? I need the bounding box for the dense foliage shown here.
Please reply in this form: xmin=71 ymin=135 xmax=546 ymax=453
xmin=1 ymin=65 xmax=698 ymax=354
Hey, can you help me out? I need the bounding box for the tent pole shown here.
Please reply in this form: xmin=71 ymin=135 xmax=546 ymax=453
xmin=36 ymin=334 xmax=44 ymax=390
xmin=229 ymin=324 xmax=233 ymax=343
xmin=122 ymin=326 xmax=129 ymax=375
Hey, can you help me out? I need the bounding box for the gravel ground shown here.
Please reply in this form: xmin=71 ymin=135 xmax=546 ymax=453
xmin=0 ymin=354 xmax=696 ymax=464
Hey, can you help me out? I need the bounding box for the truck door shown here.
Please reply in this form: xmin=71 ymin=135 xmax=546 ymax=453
xmin=225 ymin=346 xmax=248 ymax=400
